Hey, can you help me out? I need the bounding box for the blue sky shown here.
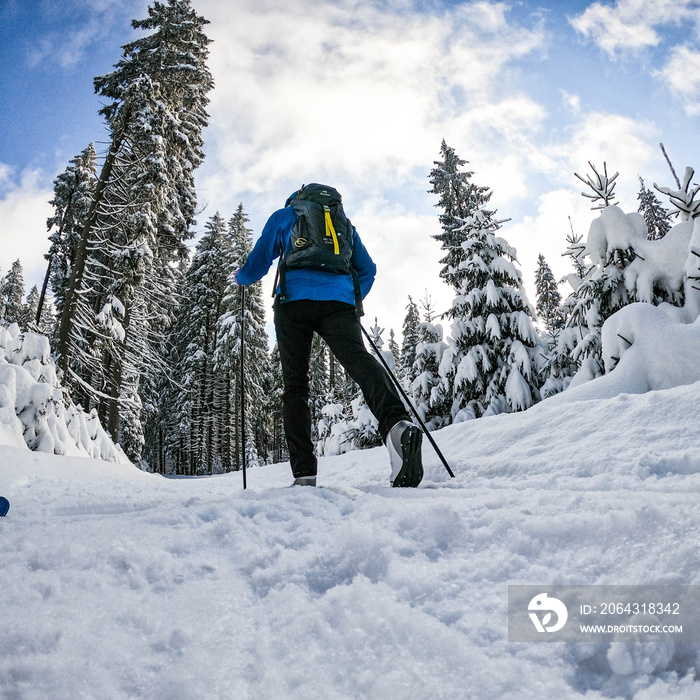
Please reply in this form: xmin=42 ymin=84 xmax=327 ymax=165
xmin=2 ymin=0 xmax=700 ymax=333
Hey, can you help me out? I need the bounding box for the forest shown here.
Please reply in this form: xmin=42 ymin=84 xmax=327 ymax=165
xmin=1 ymin=0 xmax=698 ymax=474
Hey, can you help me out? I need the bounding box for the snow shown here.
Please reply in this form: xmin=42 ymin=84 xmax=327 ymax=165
xmin=3 ymin=196 xmax=700 ymax=697
xmin=2 ymin=363 xmax=700 ymax=698
xmin=599 ymin=303 xmax=700 ymax=394
xmin=625 ymin=221 xmax=692 ymax=304
xmin=0 ymin=323 xmax=128 ymax=463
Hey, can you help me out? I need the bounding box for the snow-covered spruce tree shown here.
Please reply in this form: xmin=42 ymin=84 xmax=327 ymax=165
xmin=216 ymin=204 xmax=273 ymax=470
xmin=399 ymin=295 xmax=420 ymax=390
xmin=268 ymin=343 xmax=288 ymax=464
xmin=41 ymin=144 xmax=98 ymax=326
xmin=536 ymin=250 xmax=577 ymax=399
xmin=440 ymin=206 xmax=540 ymax=419
xmin=1 ymin=260 xmax=25 ymax=325
xmin=411 ymin=297 xmax=449 ymax=430
xmin=637 ymin=176 xmax=673 ymax=240
xmin=308 ymin=332 xmax=329 ymax=450
xmin=563 ymin=224 xmax=589 ymax=281
xmin=19 ymin=286 xmax=41 ymax=332
xmin=574 ymin=161 xmax=619 ymax=210
xmin=655 ymin=166 xmax=700 ymax=222
xmin=428 ymin=140 xmax=493 ymax=415
xmin=166 ymin=213 xmax=232 ymax=475
xmin=430 ymin=142 xmax=539 ymax=419
xmin=534 ymin=254 xmax=564 ymax=333
xmin=561 ymin=163 xmax=634 ymax=383
xmin=429 ymin=140 xmax=493 ymax=286
xmin=55 ymin=0 xmax=213 ymax=462
xmin=388 ymin=329 xmax=400 ymax=375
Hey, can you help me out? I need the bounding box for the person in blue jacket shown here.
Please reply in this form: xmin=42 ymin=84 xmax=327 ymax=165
xmin=235 ymin=185 xmax=423 ymax=487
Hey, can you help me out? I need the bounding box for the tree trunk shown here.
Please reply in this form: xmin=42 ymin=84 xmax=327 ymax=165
xmin=56 ymin=104 xmax=131 ymax=375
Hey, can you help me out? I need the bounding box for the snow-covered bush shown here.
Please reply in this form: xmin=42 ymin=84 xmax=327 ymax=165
xmin=316 ymin=402 xmax=352 ymax=457
xmin=316 ymin=395 xmax=382 ymax=456
xmin=566 ymin=202 xmax=700 ymax=394
xmin=0 ymin=322 xmax=129 ymax=462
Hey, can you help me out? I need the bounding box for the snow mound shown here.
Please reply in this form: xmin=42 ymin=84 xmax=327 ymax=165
xmin=602 ymin=303 xmax=700 ymax=390
xmin=0 ymin=323 xmax=129 ymax=463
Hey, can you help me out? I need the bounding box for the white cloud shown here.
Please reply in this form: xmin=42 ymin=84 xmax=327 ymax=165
xmin=0 ymin=166 xmax=53 ymax=292
xmin=191 ymin=0 xmax=551 ymax=333
xmin=507 ymin=188 xmax=593 ymax=307
xmin=197 ymin=0 xmax=547 ymax=205
xmin=569 ymin=0 xmax=698 ymax=55
xmin=507 ymin=109 xmax=668 ymax=307
xmin=656 ymin=44 xmax=700 ymax=116
xmin=551 ymin=111 xmax=659 ymax=196
xmin=570 ymin=0 xmax=700 ymax=56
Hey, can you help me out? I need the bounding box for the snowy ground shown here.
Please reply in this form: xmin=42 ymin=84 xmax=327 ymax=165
xmin=2 ymin=379 xmax=700 ymax=699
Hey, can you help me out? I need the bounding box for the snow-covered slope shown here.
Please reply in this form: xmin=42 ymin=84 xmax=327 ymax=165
xmin=2 ymin=376 xmax=699 ymax=699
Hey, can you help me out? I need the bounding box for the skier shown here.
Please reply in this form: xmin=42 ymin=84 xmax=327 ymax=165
xmin=235 ymin=184 xmax=423 ymax=487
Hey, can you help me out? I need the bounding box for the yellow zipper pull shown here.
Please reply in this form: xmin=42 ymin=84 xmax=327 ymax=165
xmin=324 ymin=205 xmax=340 ymax=255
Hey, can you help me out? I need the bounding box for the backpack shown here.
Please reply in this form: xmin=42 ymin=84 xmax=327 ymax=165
xmin=277 ymin=184 xmax=363 ymax=314
xmin=284 ymin=184 xmax=354 ymax=274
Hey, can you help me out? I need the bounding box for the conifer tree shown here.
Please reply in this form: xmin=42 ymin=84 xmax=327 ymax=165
xmin=167 ymin=213 xmax=231 ymax=474
xmin=37 ymin=297 xmax=56 ymax=337
xmin=534 ymin=254 xmax=564 ymax=333
xmin=429 ymin=140 xmax=493 ymax=289
xmin=558 ymin=163 xmax=634 ymax=384
xmin=444 ymin=207 xmax=540 ymax=418
xmin=42 ymin=144 xmax=98 ymax=324
xmin=388 ymin=329 xmax=400 ymax=374
xmin=268 ymin=343 xmax=288 ymax=463
xmin=399 ymin=296 xmax=420 ymax=388
xmin=1 ymin=260 xmax=25 ymax=325
xmin=411 ymin=297 xmax=449 ymax=429
xmin=216 ymin=204 xmax=273 ymax=469
xmin=562 ymin=225 xmax=589 ymax=281
xmin=654 ymin=166 xmax=700 ymax=222
xmin=55 ymin=0 xmax=213 ymax=459
xmin=344 ymin=320 xmax=383 ymax=449
xmin=430 ymin=141 xmax=539 ymax=419
xmin=637 ymin=176 xmax=673 ymax=240
xmin=307 ymin=333 xmax=329 ymax=449
xmin=20 ymin=285 xmax=41 ymax=332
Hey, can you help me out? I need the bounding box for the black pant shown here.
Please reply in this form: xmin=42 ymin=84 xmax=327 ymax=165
xmin=274 ymin=299 xmax=410 ymax=478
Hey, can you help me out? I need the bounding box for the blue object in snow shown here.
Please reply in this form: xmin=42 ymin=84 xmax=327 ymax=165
xmin=0 ymin=497 xmax=9 ymax=517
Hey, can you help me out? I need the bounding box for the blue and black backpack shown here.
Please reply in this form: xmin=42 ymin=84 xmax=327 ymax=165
xmin=277 ymin=183 xmax=363 ymax=314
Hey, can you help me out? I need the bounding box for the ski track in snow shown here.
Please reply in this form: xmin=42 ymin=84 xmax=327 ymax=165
xmin=2 ymin=383 xmax=700 ymax=699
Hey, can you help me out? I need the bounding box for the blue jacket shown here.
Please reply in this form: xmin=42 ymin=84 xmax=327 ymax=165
xmin=236 ymin=205 xmax=376 ymax=305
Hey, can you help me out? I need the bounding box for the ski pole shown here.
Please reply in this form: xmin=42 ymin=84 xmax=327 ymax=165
xmin=360 ymin=324 xmax=455 ymax=478
xmin=240 ymin=285 xmax=247 ymax=489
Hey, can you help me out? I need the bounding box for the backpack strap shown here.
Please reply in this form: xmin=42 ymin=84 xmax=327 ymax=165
xmin=351 ymin=268 xmax=364 ymax=317
xmin=273 ymin=241 xmax=289 ymax=302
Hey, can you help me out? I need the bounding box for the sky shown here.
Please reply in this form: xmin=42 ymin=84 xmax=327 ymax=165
xmin=1 ymin=0 xmax=700 ymax=338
